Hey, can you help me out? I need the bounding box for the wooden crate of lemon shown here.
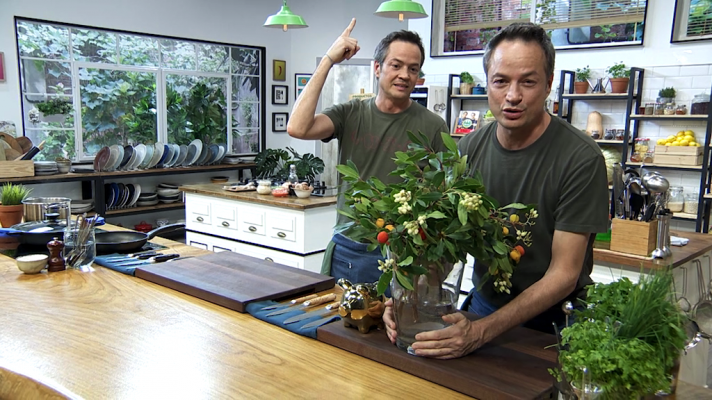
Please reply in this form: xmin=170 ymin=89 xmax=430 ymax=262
xmin=655 ymin=130 xmax=702 ymax=165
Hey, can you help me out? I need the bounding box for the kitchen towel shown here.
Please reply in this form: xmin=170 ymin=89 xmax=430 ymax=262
xmin=246 ymin=300 xmax=341 ymax=339
xmin=671 ymin=236 xmax=689 ymax=246
xmin=94 ymin=254 xmax=148 ymax=275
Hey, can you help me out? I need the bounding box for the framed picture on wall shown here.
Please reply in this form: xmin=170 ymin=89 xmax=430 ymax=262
xmin=0 ymin=52 xmax=5 ymax=83
xmin=272 ymin=112 xmax=289 ymax=132
xmin=295 ymin=73 xmax=311 ymax=100
xmin=272 ymin=85 xmax=288 ymax=105
xmin=273 ymin=59 xmax=286 ymax=81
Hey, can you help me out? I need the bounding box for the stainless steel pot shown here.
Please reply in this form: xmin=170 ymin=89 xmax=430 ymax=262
xmin=22 ymin=197 xmax=71 ymax=223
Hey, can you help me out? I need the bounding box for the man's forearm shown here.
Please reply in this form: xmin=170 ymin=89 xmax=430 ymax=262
xmin=476 ymin=269 xmax=578 ymax=342
xmin=287 ymin=57 xmax=333 ymax=138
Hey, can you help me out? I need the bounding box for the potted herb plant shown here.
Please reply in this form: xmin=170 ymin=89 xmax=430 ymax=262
xmin=0 ymin=183 xmax=32 ymax=228
xmin=551 ymin=271 xmax=686 ymax=398
xmin=605 ymin=62 xmax=630 ymax=93
xmin=417 ymin=70 xmax=425 ymax=86
xmin=658 ymin=87 xmax=676 ymax=105
xmin=574 ymin=66 xmax=591 ymax=94
xmin=254 ymin=147 xmax=325 ymax=182
xmin=35 ymin=83 xmax=72 ymax=123
xmin=337 ymin=131 xmax=537 ymax=351
xmin=459 ymin=71 xmax=475 ymax=95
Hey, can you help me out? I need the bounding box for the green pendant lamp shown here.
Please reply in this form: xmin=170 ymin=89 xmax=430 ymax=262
xmin=375 ymin=0 xmax=428 ymax=22
xmin=264 ymin=0 xmax=308 ymax=32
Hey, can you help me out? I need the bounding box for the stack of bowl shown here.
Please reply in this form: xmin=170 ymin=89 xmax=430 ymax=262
xmin=136 ymin=192 xmax=158 ymax=207
xmin=71 ymin=199 xmax=94 ymax=214
xmin=157 ymin=183 xmax=181 ymax=204
xmin=34 ymin=161 xmax=58 ymax=176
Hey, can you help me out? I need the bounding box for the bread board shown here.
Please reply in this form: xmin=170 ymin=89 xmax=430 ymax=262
xmin=0 ymin=161 xmax=34 ymax=178
xmin=135 ymin=251 xmax=334 ymax=312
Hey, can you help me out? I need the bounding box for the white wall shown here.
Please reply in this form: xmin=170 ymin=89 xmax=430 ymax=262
xmin=0 ymin=0 xmax=401 ymax=156
xmin=410 ymin=0 xmax=712 ymax=84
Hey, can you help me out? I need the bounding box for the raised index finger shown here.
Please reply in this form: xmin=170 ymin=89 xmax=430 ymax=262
xmin=341 ymin=18 xmax=356 ymax=37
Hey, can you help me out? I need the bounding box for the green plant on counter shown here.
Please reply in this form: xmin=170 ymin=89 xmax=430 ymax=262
xmin=459 ymin=71 xmax=474 ymax=84
xmin=254 ymin=147 xmax=325 ymax=182
xmin=551 ymin=271 xmax=686 ymax=398
xmin=658 ymin=87 xmax=676 ymax=98
xmin=575 ymin=66 xmax=591 ymax=82
xmin=418 ymin=70 xmax=425 ymax=79
xmin=605 ymin=61 xmax=630 ymax=78
xmin=0 ymin=183 xmax=32 ymax=206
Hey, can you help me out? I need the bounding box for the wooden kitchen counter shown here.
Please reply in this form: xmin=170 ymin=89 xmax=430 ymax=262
xmin=180 ymin=183 xmax=337 ymax=210
xmin=594 ymin=230 xmax=712 ymax=270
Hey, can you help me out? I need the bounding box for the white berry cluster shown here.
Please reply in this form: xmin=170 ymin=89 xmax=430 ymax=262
xmin=377 ymin=258 xmax=395 ymax=273
xmin=528 ymin=209 xmax=539 ymax=219
xmin=461 ymin=193 xmax=483 ymax=212
xmin=417 ymin=215 xmax=426 ymax=225
xmin=494 ymin=273 xmax=512 ymax=294
xmin=403 ymin=220 xmax=420 ymax=236
xmin=394 ymin=190 xmax=413 ymax=215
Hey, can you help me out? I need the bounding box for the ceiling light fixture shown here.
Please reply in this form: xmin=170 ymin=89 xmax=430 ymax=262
xmin=264 ymin=0 xmax=308 ymax=32
xmin=374 ymin=0 xmax=428 ymax=22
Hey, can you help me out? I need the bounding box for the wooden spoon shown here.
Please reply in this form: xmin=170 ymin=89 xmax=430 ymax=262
xmin=15 ymin=137 xmax=33 ymax=153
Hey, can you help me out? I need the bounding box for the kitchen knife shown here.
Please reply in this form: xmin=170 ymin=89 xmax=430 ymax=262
xmin=283 ymin=302 xmax=341 ymax=325
xmin=112 ymin=253 xmax=181 ymax=266
xmin=104 ymin=251 xmax=160 ymax=260
xmin=299 ymin=314 xmax=342 ymax=330
xmin=259 ymin=293 xmax=320 ymax=311
xmin=266 ymin=293 xmax=337 ymax=317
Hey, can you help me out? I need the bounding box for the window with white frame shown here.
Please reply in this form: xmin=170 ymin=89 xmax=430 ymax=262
xmin=16 ymin=18 xmax=264 ymax=162
xmin=672 ymin=0 xmax=712 ymax=42
xmin=431 ymin=0 xmax=648 ymax=57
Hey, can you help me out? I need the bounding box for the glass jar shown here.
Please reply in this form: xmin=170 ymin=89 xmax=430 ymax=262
xmin=644 ymin=103 xmax=655 ymax=115
xmin=691 ymin=94 xmax=710 ymax=115
xmin=654 ymin=103 xmax=665 ymax=115
xmin=664 ymin=103 xmax=676 ymax=115
xmin=668 ymin=186 xmax=684 ymax=213
xmin=604 ymin=129 xmax=615 ymax=140
xmin=64 ymin=226 xmax=96 ymax=271
xmin=615 ymin=129 xmax=625 ymax=141
xmin=256 ymin=179 xmax=272 ymax=195
xmin=676 ymin=104 xmax=687 ymax=115
xmin=684 ymin=193 xmax=699 ymax=215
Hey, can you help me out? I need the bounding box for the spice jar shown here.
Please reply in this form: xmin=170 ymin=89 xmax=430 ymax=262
xmin=256 ymin=179 xmax=273 ymax=195
xmin=691 ymin=93 xmax=710 ymax=115
xmin=684 ymin=193 xmax=699 ymax=215
xmin=616 ymin=129 xmax=625 ymax=141
xmin=604 ymin=129 xmax=615 ymax=140
xmin=676 ymin=104 xmax=687 ymax=115
xmin=654 ymin=103 xmax=665 ymax=115
xmin=668 ymin=186 xmax=684 ymax=213
xmin=664 ymin=103 xmax=675 ymax=115
xmin=644 ymin=103 xmax=655 ymax=115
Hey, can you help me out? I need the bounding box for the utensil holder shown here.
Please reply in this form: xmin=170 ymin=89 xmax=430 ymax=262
xmin=611 ymin=219 xmax=658 ymax=256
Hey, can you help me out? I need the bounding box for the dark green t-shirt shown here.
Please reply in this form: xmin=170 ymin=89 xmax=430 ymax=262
xmin=457 ymin=115 xmax=609 ymax=329
xmin=323 ymin=97 xmax=449 ymax=227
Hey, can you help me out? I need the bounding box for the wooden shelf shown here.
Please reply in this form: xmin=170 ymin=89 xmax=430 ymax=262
xmin=106 ymin=202 xmax=185 ymax=216
xmin=595 ymin=139 xmax=626 ymax=144
xmin=704 ymin=193 xmax=712 ymax=199
xmin=626 ymin=162 xmax=703 ymax=171
xmin=562 ymin=93 xmax=629 ymax=100
xmin=630 ymin=114 xmax=709 ymax=121
xmin=672 ymin=212 xmax=698 ymax=220
xmin=450 ymin=94 xmax=488 ymax=100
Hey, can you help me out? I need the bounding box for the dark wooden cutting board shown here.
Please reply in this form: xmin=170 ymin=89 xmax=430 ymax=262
xmin=135 ymin=252 xmax=334 ymax=313
xmin=317 ymin=313 xmax=558 ymax=400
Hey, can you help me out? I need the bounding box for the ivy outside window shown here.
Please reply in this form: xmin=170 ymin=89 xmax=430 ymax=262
xmin=16 ymin=18 xmax=265 ymax=161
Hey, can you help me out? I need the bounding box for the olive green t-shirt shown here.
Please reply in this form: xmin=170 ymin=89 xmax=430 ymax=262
xmin=457 ymin=115 xmax=609 ymax=331
xmin=323 ymin=97 xmax=449 ymax=227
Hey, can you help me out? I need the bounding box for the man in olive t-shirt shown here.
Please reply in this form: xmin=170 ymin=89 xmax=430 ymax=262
xmin=287 ymin=20 xmax=447 ymax=285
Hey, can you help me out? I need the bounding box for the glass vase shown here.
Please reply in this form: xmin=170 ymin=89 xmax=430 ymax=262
xmin=389 ymin=251 xmax=464 ymax=353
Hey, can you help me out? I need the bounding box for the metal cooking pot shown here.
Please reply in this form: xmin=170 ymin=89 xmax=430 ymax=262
xmin=0 ymin=214 xmax=104 ymax=247
xmin=22 ymin=197 xmax=71 ymax=223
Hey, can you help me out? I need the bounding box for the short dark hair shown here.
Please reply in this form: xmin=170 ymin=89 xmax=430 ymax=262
xmin=482 ymin=23 xmax=555 ymax=78
xmin=374 ymin=30 xmax=425 ymax=68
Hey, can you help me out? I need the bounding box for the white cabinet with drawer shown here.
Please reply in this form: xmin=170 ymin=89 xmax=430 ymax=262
xmin=184 ymin=191 xmax=336 ymax=272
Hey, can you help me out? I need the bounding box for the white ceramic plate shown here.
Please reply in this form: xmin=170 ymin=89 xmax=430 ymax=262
xmin=111 ymin=145 xmax=125 ymax=171
xmin=106 ymin=146 xmax=120 ymax=172
xmin=174 ymin=144 xmax=188 ymax=167
xmin=130 ymin=144 xmax=146 ymax=170
xmin=128 ymin=183 xmax=141 ymax=207
xmin=215 ymin=145 xmax=226 ymax=164
xmin=147 ymin=142 xmax=164 ymax=169
xmin=139 ymin=144 xmax=154 ymax=169
xmin=187 ymin=139 xmax=202 ymax=166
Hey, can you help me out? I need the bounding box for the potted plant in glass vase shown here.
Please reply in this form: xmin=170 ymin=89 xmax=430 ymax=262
xmin=606 ymin=62 xmax=630 ymax=94
xmin=336 ymin=132 xmax=537 ymax=352
xmin=574 ymin=66 xmax=591 ymax=94
xmin=658 ymin=87 xmax=676 ymax=105
xmin=34 ymin=83 xmax=73 ymax=123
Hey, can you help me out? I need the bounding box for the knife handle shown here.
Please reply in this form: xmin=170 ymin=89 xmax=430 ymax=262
xmin=136 ymin=252 xmax=160 ymax=260
xmin=304 ymin=293 xmax=336 ymax=307
xmin=150 ymin=254 xmax=180 ymax=263
xmin=325 ymin=302 xmax=341 ymax=310
xmin=291 ymin=294 xmax=318 ymax=304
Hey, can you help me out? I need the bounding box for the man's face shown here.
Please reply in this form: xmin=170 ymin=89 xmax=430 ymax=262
xmin=374 ymin=41 xmax=421 ymax=101
xmin=486 ymin=40 xmax=553 ymax=132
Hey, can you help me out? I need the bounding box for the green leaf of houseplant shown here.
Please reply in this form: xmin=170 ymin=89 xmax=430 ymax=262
xmin=395 ymin=269 xmax=414 ymax=290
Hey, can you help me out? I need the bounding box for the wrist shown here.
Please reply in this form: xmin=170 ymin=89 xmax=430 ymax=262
xmin=323 ymin=53 xmax=335 ymax=65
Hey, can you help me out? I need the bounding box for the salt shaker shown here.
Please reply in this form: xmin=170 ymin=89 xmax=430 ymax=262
xmin=47 ymin=237 xmax=66 ymax=272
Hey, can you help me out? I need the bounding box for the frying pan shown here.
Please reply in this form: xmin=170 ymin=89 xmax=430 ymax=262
xmin=95 ymin=223 xmax=184 ymax=254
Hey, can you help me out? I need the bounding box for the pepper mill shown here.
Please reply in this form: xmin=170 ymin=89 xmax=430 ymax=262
xmin=47 ymin=236 xmax=66 ymax=272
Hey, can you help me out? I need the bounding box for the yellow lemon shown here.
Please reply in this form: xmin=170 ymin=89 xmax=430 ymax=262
xmin=667 ymin=135 xmax=676 ymax=142
xmin=689 ymin=141 xmax=698 ymax=147
xmin=657 ymin=138 xmax=667 ymax=145
xmin=680 ymin=139 xmax=690 ymax=146
xmin=694 ymin=142 xmax=702 ymax=147
xmin=677 ymin=131 xmax=685 ymax=137
xmin=685 ymin=130 xmax=695 ymax=136
xmin=671 ymin=141 xmax=681 ymax=146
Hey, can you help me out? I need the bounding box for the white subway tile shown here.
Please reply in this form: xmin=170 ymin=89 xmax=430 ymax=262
xmin=708 ymin=65 xmax=712 ymax=75
xmin=692 ymin=76 xmax=712 ymax=91
xmin=653 ymin=66 xmax=681 ymax=77
xmin=644 ymin=77 xmax=665 ymax=90
xmin=679 ymin=65 xmax=710 ymax=77
xmin=664 ymin=76 xmax=694 ymax=89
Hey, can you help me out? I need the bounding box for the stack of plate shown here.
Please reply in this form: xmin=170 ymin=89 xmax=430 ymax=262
xmin=104 ymin=182 xmax=143 ymax=210
xmin=157 ymin=183 xmax=181 ymax=204
xmin=222 ymin=154 xmax=243 ymax=165
xmin=71 ymin=200 xmax=94 ymax=214
xmin=136 ymin=192 xmax=158 ymax=207
xmin=34 ymin=161 xmax=58 ymax=176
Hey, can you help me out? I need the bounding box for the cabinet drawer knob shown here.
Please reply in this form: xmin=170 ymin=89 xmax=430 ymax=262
xmin=249 ymin=226 xmax=257 ymax=232
xmin=265 ymin=257 xmax=274 ymax=262
xmin=277 ymin=232 xmax=286 ymax=238
xmin=196 ymin=216 xmax=204 ymax=222
xmin=222 ymin=221 xmax=230 ymax=227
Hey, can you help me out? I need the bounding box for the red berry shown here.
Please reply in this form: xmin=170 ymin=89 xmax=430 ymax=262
xmin=515 ymin=245 xmax=525 ymax=256
xmin=377 ymin=231 xmax=389 ymax=244
xmin=419 ymin=228 xmax=426 ymax=241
